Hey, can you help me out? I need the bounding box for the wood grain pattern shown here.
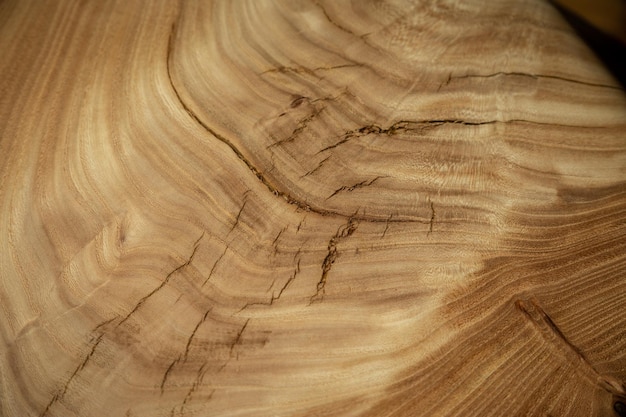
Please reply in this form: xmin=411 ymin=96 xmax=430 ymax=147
xmin=0 ymin=1 xmax=625 ymax=416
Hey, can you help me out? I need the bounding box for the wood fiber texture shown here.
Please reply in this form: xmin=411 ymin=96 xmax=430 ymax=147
xmin=0 ymin=1 xmax=625 ymax=416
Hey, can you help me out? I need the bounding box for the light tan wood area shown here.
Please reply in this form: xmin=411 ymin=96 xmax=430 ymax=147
xmin=1 ymin=1 xmax=625 ymax=416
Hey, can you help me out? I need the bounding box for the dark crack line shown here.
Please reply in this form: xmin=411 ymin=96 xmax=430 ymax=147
xmin=314 ymin=0 xmax=359 ymax=37
xmin=40 ymin=334 xmax=105 ymax=416
xmin=261 ymin=64 xmax=359 ymax=78
xmin=316 ymin=119 xmax=496 ymax=155
xmin=118 ymin=232 xmax=204 ymax=328
xmin=202 ymin=246 xmax=228 ymax=287
xmin=218 ymin=319 xmax=251 ymax=373
xmin=427 ymin=201 xmax=435 ymax=236
xmin=91 ymin=316 xmax=118 ymax=339
xmin=440 ymin=71 xmax=623 ymax=91
xmin=310 ymin=217 xmax=358 ymax=304
xmin=382 ymin=214 xmax=392 ymax=238
xmin=516 ymin=298 xmax=625 ymax=396
xmin=183 ymin=309 xmax=212 ymax=362
xmin=177 ymin=363 xmax=209 ymax=416
xmin=165 ymin=23 xmax=449 ymax=224
xmin=161 ymin=355 xmax=182 ymax=395
xmin=317 ymin=116 xmax=608 ymax=155
xmin=230 ymin=200 xmax=247 ymax=233
xmin=229 ymin=319 xmax=250 ymax=357
xmin=327 ymin=176 xmax=383 ymax=200
xmin=268 ymin=106 xmax=326 ymax=150
xmin=239 ymin=259 xmax=301 ymax=312
xmin=272 ymin=227 xmax=287 ymax=255
xmin=302 ymin=155 xmax=331 ymax=178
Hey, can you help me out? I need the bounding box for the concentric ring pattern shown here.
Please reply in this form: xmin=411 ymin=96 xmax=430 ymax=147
xmin=0 ymin=0 xmax=625 ymax=416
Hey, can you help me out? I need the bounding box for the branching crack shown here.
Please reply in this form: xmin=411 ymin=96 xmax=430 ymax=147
xmin=516 ymin=298 xmax=625 ymax=396
xmin=239 ymin=259 xmax=301 ymax=312
xmin=327 ymin=176 xmax=384 ymax=200
xmin=118 ymin=232 xmax=204 ymax=327
xmin=316 ymin=119 xmax=495 ymax=154
xmin=310 ymin=217 xmax=358 ymax=304
xmin=261 ymin=64 xmax=359 ymax=77
xmin=272 ymin=227 xmax=287 ymax=255
xmin=439 ymin=71 xmax=623 ymax=91
xmin=164 ymin=23 xmax=448 ymax=224
xmin=314 ymin=0 xmax=358 ymax=37
xmin=268 ymin=106 xmax=326 ymax=150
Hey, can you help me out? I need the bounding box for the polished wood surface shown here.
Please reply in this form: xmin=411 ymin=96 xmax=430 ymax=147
xmin=1 ymin=1 xmax=625 ymax=416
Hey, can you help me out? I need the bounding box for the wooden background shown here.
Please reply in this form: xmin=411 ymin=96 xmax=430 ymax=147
xmin=1 ymin=0 xmax=625 ymax=416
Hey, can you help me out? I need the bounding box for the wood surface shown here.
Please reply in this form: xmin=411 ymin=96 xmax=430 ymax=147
xmin=1 ymin=0 xmax=625 ymax=416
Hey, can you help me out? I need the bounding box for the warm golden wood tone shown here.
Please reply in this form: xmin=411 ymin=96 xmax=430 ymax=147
xmin=1 ymin=1 xmax=625 ymax=416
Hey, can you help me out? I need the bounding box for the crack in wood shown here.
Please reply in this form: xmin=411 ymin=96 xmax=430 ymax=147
xmin=428 ymin=201 xmax=435 ymax=236
xmin=516 ymin=298 xmax=625 ymax=396
xmin=165 ymin=18 xmax=434 ymax=224
xmin=239 ymin=259 xmax=301 ymax=312
xmin=230 ymin=200 xmax=247 ymax=233
xmin=302 ymin=155 xmax=331 ymax=178
xmin=316 ymin=119 xmax=496 ymax=155
xmin=40 ymin=334 xmax=105 ymax=416
xmin=183 ymin=309 xmax=212 ymax=362
xmin=229 ymin=319 xmax=250 ymax=357
xmin=327 ymin=176 xmax=384 ymax=200
xmin=260 ymin=64 xmax=359 ymax=78
xmin=175 ymin=363 xmax=210 ymax=416
xmin=202 ymin=246 xmax=228 ymax=287
xmin=310 ymin=218 xmax=358 ymax=304
xmin=267 ymin=106 xmax=326 ymax=150
xmin=118 ymin=232 xmax=204 ymax=328
xmin=161 ymin=355 xmax=182 ymax=395
xmin=440 ymin=71 xmax=623 ymax=91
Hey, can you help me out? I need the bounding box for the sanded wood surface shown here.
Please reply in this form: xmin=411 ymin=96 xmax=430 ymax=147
xmin=1 ymin=1 xmax=625 ymax=416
